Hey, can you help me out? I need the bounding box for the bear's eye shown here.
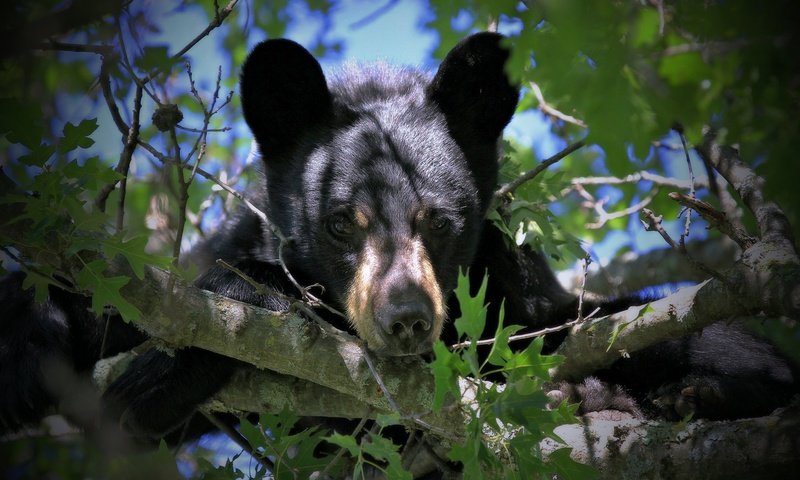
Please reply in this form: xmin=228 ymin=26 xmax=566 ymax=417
xmin=429 ymin=215 xmax=451 ymax=232
xmin=328 ymin=215 xmax=355 ymax=239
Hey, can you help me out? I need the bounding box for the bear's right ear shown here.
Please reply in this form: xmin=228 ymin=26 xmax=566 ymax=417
xmin=240 ymin=39 xmax=332 ymax=155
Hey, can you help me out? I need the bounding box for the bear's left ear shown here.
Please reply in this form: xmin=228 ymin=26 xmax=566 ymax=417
xmin=240 ymin=39 xmax=332 ymax=156
xmin=427 ymin=32 xmax=519 ymax=144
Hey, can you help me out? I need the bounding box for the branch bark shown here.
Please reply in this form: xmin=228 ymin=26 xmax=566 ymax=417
xmin=93 ymin=352 xmax=374 ymax=419
xmin=576 ymin=237 xmax=739 ymax=296
xmin=98 ymin=261 xmax=799 ymax=479
xmin=553 ymin=136 xmax=800 ymax=380
xmin=542 ymin=407 xmax=800 ymax=479
xmin=112 ymin=264 xmax=464 ymax=439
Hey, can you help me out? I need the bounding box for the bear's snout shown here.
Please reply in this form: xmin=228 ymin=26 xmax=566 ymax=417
xmin=375 ymin=285 xmax=435 ymax=355
xmin=345 ymin=235 xmax=446 ymax=356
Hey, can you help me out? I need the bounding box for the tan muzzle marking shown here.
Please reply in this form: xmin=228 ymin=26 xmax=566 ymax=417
xmin=346 ymin=236 xmax=445 ymax=352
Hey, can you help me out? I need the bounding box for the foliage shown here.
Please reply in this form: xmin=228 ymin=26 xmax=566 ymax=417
xmin=426 ymin=0 xmax=800 ymax=243
xmin=430 ymin=271 xmax=593 ymax=479
xmin=0 ymin=435 xmax=181 ymax=480
xmin=236 ymin=409 xmax=343 ymax=479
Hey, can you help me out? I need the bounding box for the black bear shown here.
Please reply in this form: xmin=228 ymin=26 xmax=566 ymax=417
xmin=0 ymin=33 xmax=796 ymax=445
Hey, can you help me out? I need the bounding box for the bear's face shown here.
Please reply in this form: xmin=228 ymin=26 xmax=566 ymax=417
xmin=240 ymin=34 xmax=518 ymax=356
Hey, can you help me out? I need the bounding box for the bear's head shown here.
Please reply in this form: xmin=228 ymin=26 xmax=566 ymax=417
xmin=240 ymin=33 xmax=519 ymax=356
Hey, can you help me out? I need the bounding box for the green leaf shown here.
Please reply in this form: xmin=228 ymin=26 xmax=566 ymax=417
xmin=548 ymin=447 xmax=598 ymax=480
xmin=241 ymin=409 xmax=333 ymax=479
xmin=59 ymin=118 xmax=98 ymax=153
xmin=134 ymin=45 xmax=181 ymax=74
xmin=19 ymin=144 xmax=55 ymax=167
xmin=238 ymin=416 xmax=267 ymax=452
xmin=509 ymin=434 xmax=548 ymax=477
xmin=607 ymin=303 xmax=653 ymax=351
xmin=0 ymin=97 xmax=44 ymax=148
xmin=453 ymin=269 xmax=489 ymax=341
xmin=375 ymin=412 xmax=402 ymax=428
xmin=328 ymin=431 xmax=410 ymax=480
xmin=102 ymin=236 xmax=172 ymax=280
xmin=448 ymin=414 xmax=503 ymax=479
xmin=20 ymin=269 xmax=54 ymax=303
xmin=75 ymin=259 xmax=141 ymax=321
xmin=197 ymin=456 xmax=246 ymax=480
xmin=64 ymin=156 xmax=123 ymax=184
xmin=487 ymin=209 xmax=518 ymax=243
xmin=485 ymin=302 xmax=526 ymax=368
xmin=506 ymin=337 xmax=564 ymax=381
xmin=326 ymin=432 xmax=360 ymax=456
xmin=631 ymin=7 xmax=660 ymax=47
xmin=430 ymin=340 xmax=463 ymax=411
xmin=359 ymin=433 xmax=411 ymax=480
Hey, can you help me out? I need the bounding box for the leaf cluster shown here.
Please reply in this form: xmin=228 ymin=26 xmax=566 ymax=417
xmin=430 ymin=271 xmax=595 ymax=479
xmin=1 ymin=115 xmax=172 ymax=320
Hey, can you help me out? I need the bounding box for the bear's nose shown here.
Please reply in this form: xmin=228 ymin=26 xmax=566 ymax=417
xmin=377 ymin=293 xmax=434 ymax=354
xmin=381 ymin=302 xmax=432 ymax=338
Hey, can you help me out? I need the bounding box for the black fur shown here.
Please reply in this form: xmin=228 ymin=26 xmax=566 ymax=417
xmin=1 ymin=33 xmax=797 ymax=443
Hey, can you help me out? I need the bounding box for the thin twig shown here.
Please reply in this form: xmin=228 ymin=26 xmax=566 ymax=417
xmin=275 ymin=240 xmax=348 ymax=321
xmin=115 ymin=13 xmax=160 ymax=105
xmin=659 ymin=38 xmax=750 ymax=59
xmin=349 ymin=0 xmax=399 ymax=29
xmin=675 ymin=126 xmax=695 ymax=251
xmin=35 ymin=41 xmax=113 ymax=55
xmin=668 ymin=192 xmax=757 ymax=250
xmin=640 ymin=208 xmax=679 ymax=249
xmin=529 ymin=82 xmax=588 ymax=128
xmin=181 ymin=63 xmax=226 ymax=190
xmin=139 ymin=0 xmax=239 ymax=85
xmin=177 ymin=125 xmax=232 ymax=133
xmin=215 ymin=259 xmax=296 ymax=304
xmin=216 ymin=259 xmax=347 ymax=340
xmin=569 ymin=170 xmax=706 ymax=190
xmin=362 ymin=348 xmax=457 ymax=440
xmin=576 ymin=184 xmax=659 ymax=230
xmin=115 ymin=85 xmax=142 ymax=231
xmin=642 ymin=206 xmax=731 ymax=285
xmin=98 ymin=56 xmax=129 ymax=136
xmin=653 ymin=0 xmax=665 ymax=36
xmin=450 ymin=307 xmax=601 ymax=349
xmin=137 ymin=139 xmax=268 ymax=224
xmin=169 ymin=127 xmax=188 ymax=266
xmin=576 ymin=255 xmax=591 ymax=321
xmin=487 ymin=15 xmax=498 ymax=33
xmin=495 ymin=140 xmax=586 ymax=199
xmin=363 ymin=349 xmax=401 ymax=413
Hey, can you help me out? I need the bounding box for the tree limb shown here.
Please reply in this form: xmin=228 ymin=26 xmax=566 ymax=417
xmin=553 ymin=137 xmax=800 ymax=380
xmin=542 ymin=407 xmax=800 ymax=479
xmin=113 ymin=264 xmax=464 ymax=440
xmin=576 ymin=237 xmax=739 ymax=296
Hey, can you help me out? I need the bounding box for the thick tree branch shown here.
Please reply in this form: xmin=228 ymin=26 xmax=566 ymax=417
xmin=542 ymin=407 xmax=800 ymax=479
xmin=93 ymin=352 xmax=374 ymax=419
xmin=551 ymin=279 xmax=726 ymax=380
xmin=112 ymin=264 xmax=464 ymax=439
xmin=577 ymin=237 xmax=739 ymax=296
xmin=553 ymin=138 xmax=800 ymax=380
